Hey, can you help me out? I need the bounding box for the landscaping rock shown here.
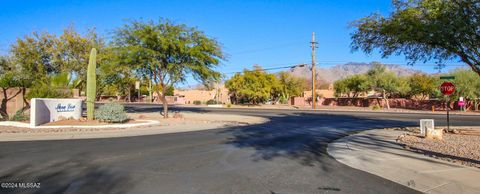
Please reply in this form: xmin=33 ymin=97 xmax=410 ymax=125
xmin=398 ymin=133 xmax=480 ymax=168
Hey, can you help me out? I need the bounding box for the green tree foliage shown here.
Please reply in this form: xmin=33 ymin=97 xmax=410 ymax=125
xmin=25 ymin=84 xmax=72 ymax=100
xmin=114 ymin=19 xmax=224 ymax=117
xmin=0 ymin=57 xmax=23 ymax=120
xmin=95 ymin=51 xmax=136 ymax=101
xmin=409 ymin=73 xmax=437 ymax=99
xmin=334 ymin=74 xmax=370 ymax=97
xmin=334 ymin=63 xmax=411 ymax=109
xmin=10 ymin=31 xmax=60 ymax=82
xmin=351 ymin=0 xmax=480 ymax=76
xmin=225 ymin=66 xmax=280 ymax=104
xmin=449 ymin=69 xmax=480 ymax=108
xmin=153 ymin=84 xmax=174 ymax=96
xmin=57 ymin=27 xmax=107 ymax=92
xmin=10 ymin=27 xmax=107 ymax=94
xmin=26 ymin=72 xmax=73 ymax=100
xmin=277 ymin=71 xmax=308 ymax=103
xmin=368 ymin=64 xmax=410 ymax=97
xmin=367 ymin=64 xmax=410 ymax=108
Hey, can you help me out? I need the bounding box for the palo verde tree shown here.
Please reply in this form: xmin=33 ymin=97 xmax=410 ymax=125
xmin=225 ymin=66 xmax=280 ymax=104
xmin=276 ymin=71 xmax=308 ymax=103
xmin=449 ymin=68 xmax=480 ymax=110
xmin=408 ymin=73 xmax=437 ymax=100
xmin=0 ymin=56 xmax=23 ymax=120
xmin=11 ymin=27 xmax=106 ymax=94
xmin=57 ymin=27 xmax=107 ymax=93
xmin=333 ymin=74 xmax=370 ymax=98
xmin=114 ymin=19 xmax=224 ymax=117
xmin=10 ymin=31 xmax=60 ymax=83
xmin=367 ymin=64 xmax=410 ymax=109
xmin=351 ymin=0 xmax=480 ymax=76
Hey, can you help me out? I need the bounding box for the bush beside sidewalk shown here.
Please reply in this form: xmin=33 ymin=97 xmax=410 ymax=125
xmin=327 ymin=129 xmax=480 ymax=194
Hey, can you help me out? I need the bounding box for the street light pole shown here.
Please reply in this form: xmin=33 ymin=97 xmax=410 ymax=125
xmin=311 ymin=32 xmax=318 ymax=109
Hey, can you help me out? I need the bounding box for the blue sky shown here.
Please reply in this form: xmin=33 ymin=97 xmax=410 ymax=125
xmin=0 ymin=0 xmax=468 ymax=86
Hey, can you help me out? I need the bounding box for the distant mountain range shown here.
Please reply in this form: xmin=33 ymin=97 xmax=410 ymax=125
xmin=288 ymin=62 xmax=421 ymax=84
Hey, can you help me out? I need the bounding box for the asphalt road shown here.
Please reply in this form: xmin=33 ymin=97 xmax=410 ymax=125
xmin=1 ymin=104 xmax=479 ymax=193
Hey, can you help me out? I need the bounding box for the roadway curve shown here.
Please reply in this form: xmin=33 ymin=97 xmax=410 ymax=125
xmin=0 ymin=104 xmax=478 ymax=193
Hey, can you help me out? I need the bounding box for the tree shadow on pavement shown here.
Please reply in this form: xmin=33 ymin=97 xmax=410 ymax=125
xmin=220 ymin=112 xmax=417 ymax=170
xmin=0 ymin=155 xmax=133 ymax=194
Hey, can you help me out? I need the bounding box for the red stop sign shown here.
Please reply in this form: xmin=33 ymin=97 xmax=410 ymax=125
xmin=440 ymin=82 xmax=455 ymax=96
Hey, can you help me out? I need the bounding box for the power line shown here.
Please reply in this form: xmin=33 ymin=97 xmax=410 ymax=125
xmin=227 ymin=41 xmax=304 ymax=55
xmin=218 ymin=61 xmax=469 ymax=77
xmin=315 ymin=62 xmax=467 ymax=67
xmin=223 ymin=64 xmax=302 ymax=75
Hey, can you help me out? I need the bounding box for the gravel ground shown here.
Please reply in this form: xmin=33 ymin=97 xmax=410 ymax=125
xmin=399 ymin=133 xmax=480 ymax=168
xmin=0 ymin=112 xmax=265 ymax=134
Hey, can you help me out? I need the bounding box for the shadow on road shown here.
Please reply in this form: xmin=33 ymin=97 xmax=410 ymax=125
xmin=0 ymin=154 xmax=133 ymax=194
xmin=0 ymin=108 xmax=425 ymax=193
xmin=219 ymin=112 xmax=417 ymax=170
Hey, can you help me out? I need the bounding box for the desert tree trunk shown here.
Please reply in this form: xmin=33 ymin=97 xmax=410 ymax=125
xmin=383 ymin=90 xmax=390 ymax=109
xmin=0 ymin=99 xmax=8 ymax=120
xmin=19 ymin=87 xmax=30 ymax=113
xmin=162 ymin=85 xmax=169 ymax=118
xmin=161 ymin=94 xmax=168 ymax=118
xmin=0 ymin=87 xmax=22 ymax=120
xmin=154 ymin=88 xmax=168 ymax=118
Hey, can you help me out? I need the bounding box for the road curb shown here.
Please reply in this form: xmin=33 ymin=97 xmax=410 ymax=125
xmin=0 ymin=120 xmax=160 ymax=129
xmin=327 ymin=129 xmax=480 ymax=194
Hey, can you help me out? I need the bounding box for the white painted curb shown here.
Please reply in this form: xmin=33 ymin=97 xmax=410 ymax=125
xmin=0 ymin=120 xmax=160 ymax=129
xmin=207 ymin=104 xmax=223 ymax=108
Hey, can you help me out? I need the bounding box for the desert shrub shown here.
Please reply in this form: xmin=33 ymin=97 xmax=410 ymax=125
xmin=226 ymin=103 xmax=232 ymax=108
xmin=10 ymin=110 xmax=28 ymax=121
xmin=278 ymin=96 xmax=288 ymax=104
xmin=206 ymin=99 xmax=220 ymax=105
xmin=95 ymin=102 xmax=129 ymax=123
xmin=193 ymin=100 xmax=202 ymax=105
xmin=26 ymin=84 xmax=72 ymax=99
xmin=371 ymin=104 xmax=381 ymax=110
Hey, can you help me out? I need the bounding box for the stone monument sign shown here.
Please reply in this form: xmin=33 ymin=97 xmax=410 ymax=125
xmin=30 ymin=98 xmax=83 ymax=127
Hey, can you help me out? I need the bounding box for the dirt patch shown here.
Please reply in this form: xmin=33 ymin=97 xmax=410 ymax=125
xmin=129 ymin=112 xmax=266 ymax=126
xmin=398 ymin=133 xmax=480 ymax=168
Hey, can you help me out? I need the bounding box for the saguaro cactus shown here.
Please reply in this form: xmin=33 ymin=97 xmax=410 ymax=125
xmin=86 ymin=48 xmax=97 ymax=120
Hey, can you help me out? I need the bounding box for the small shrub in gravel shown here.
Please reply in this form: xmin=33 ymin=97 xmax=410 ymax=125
xmin=95 ymin=102 xmax=129 ymax=123
xmin=11 ymin=110 xmax=29 ymax=121
xmin=206 ymin=99 xmax=220 ymax=105
xmin=193 ymin=100 xmax=202 ymax=105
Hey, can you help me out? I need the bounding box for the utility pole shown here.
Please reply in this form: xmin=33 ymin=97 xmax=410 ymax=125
xmin=311 ymin=32 xmax=318 ymax=109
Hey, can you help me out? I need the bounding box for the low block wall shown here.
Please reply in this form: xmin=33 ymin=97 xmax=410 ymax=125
xmin=291 ymin=97 xmax=479 ymax=111
xmin=30 ymin=98 xmax=83 ymax=127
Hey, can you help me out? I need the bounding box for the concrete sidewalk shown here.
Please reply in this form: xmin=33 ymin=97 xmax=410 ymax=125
xmin=327 ymin=129 xmax=480 ymax=194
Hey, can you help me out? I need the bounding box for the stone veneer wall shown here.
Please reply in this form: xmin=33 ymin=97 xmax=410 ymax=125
xmin=291 ymin=97 xmax=479 ymax=111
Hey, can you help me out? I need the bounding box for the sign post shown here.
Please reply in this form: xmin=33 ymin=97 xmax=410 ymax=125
xmin=440 ymin=81 xmax=455 ymax=132
xmin=135 ymin=81 xmax=140 ymax=102
xmin=458 ymin=97 xmax=465 ymax=111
